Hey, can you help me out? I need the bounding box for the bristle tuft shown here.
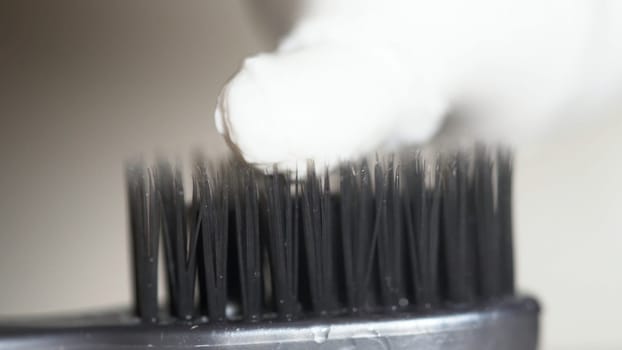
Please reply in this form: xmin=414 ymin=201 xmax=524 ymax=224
xmin=126 ymin=147 xmax=515 ymax=323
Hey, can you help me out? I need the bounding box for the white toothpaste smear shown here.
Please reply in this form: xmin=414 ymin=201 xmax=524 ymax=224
xmin=216 ymin=0 xmax=622 ymax=171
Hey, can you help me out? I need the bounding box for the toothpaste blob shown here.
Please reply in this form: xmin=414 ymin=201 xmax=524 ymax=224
xmin=215 ymin=45 xmax=447 ymax=171
xmin=216 ymin=0 xmax=622 ymax=171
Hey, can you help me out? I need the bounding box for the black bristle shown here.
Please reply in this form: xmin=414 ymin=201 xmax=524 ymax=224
xmin=126 ymin=163 xmax=160 ymax=323
xmin=375 ymin=157 xmax=406 ymax=310
xmin=441 ymin=154 xmax=476 ymax=304
xmin=195 ymin=162 xmax=229 ymax=322
xmin=402 ymin=155 xmax=442 ymax=307
xmin=300 ymin=162 xmax=338 ymax=314
xmin=497 ymin=149 xmax=515 ymax=295
xmin=473 ymin=148 xmax=501 ymax=298
xmin=156 ymin=162 xmax=198 ymax=320
xmin=233 ymin=166 xmax=263 ymax=321
xmin=126 ymin=146 xmax=517 ymax=323
xmin=339 ymin=161 xmax=376 ymax=312
xmin=264 ymin=170 xmax=300 ymax=320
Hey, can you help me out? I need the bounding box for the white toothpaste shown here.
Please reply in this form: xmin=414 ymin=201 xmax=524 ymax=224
xmin=216 ymin=0 xmax=622 ymax=171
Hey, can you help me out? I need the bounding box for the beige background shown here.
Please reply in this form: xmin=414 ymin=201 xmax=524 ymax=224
xmin=0 ymin=1 xmax=620 ymax=349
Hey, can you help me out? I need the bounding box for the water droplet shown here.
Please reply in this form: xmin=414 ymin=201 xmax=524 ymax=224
xmin=352 ymin=329 xmax=389 ymax=350
xmin=312 ymin=326 xmax=330 ymax=344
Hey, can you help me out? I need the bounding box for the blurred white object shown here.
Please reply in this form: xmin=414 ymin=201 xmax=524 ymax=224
xmin=217 ymin=0 xmax=622 ymax=170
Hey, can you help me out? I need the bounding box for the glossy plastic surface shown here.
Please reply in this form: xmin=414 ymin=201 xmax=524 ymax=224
xmin=0 ymin=297 xmax=539 ymax=349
